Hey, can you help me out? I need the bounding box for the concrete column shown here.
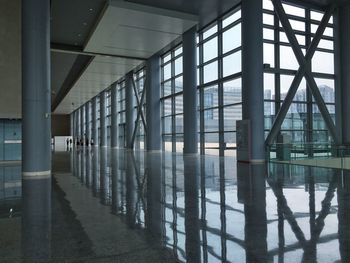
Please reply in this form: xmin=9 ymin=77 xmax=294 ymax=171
xmin=100 ymin=91 xmax=107 ymax=147
xmin=91 ymin=97 xmax=97 ymax=146
xmin=183 ymin=26 xmax=198 ymax=154
xmin=146 ymin=55 xmax=161 ymax=151
xmin=111 ymin=83 xmax=118 ymax=148
xmin=241 ymin=0 xmax=265 ymax=162
xmin=70 ymin=112 xmax=74 ymax=137
xmin=22 ymin=178 xmax=51 ymax=261
xmin=338 ymin=5 xmax=350 ymax=145
xmin=74 ymin=110 xmax=79 ymax=143
xmin=85 ymin=102 xmax=91 ymax=144
xmin=22 ymin=0 xmax=51 ymax=177
xmin=125 ymin=72 xmax=134 ymax=149
xmin=80 ymin=105 xmax=85 ymax=143
xmin=184 ymin=155 xmax=200 ymax=261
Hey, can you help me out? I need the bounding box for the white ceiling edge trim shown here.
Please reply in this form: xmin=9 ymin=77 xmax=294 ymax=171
xmin=109 ymin=0 xmax=199 ymax=22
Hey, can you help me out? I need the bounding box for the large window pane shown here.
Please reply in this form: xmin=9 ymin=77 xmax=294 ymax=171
xmin=223 ymin=51 xmax=241 ymax=77
xmin=223 ymin=78 xmax=241 ymax=105
xmin=222 ymin=24 xmax=241 ymax=54
xmin=203 ymin=61 xmax=218 ymax=83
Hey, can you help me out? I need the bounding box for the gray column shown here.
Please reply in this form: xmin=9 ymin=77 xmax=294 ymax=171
xmin=111 ymin=83 xmax=118 ymax=148
xmin=76 ymin=110 xmax=80 ymax=143
xmin=125 ymin=72 xmax=134 ymax=149
xmin=22 ymin=0 xmax=51 ymax=177
xmin=338 ymin=5 xmax=350 ymax=145
xmin=91 ymin=97 xmax=98 ymax=146
xmin=85 ymin=102 xmax=91 ymax=144
xmin=183 ymin=26 xmax=198 ymax=154
xmin=146 ymin=55 xmax=161 ymax=151
xmin=100 ymin=91 xmax=107 ymax=147
xmin=80 ymin=106 xmax=85 ymax=142
xmin=70 ymin=113 xmax=74 ymax=137
xmin=241 ymin=0 xmax=265 ymax=162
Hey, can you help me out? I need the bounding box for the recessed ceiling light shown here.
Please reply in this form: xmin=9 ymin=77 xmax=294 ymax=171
xmin=83 ymin=22 xmax=87 ymax=26
xmin=89 ymin=8 xmax=93 ymax=11
xmin=78 ymin=34 xmax=81 ymax=37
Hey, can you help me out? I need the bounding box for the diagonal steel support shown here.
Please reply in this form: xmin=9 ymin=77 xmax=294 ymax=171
xmin=131 ymin=78 xmax=147 ymax=129
xmin=131 ymin=76 xmax=147 ymax=147
xmin=265 ymin=1 xmax=338 ymax=145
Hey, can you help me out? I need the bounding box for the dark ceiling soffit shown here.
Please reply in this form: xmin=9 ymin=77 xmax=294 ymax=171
xmin=282 ymin=0 xmax=328 ymax=10
xmin=83 ymin=1 xmax=109 ymax=51
xmin=51 ymin=42 xmax=147 ymax=61
xmin=51 ymin=55 xmax=94 ymax=112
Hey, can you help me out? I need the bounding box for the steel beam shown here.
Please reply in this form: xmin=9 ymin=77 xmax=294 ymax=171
xmin=266 ymin=1 xmax=338 ymax=145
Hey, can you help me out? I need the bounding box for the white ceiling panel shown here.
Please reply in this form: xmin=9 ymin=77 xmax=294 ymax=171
xmin=84 ymin=0 xmax=198 ymax=58
xmin=54 ymin=0 xmax=198 ymax=114
xmin=54 ymin=56 xmax=143 ymax=114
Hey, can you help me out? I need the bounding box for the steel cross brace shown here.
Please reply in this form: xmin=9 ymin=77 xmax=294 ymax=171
xmin=131 ymin=77 xmax=147 ymax=148
xmin=265 ymin=1 xmax=339 ymax=145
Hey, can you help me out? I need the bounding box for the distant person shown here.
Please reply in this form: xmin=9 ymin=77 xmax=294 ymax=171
xmin=66 ymin=138 xmax=69 ymax=150
xmin=69 ymin=138 xmax=73 ymax=148
xmin=86 ymin=138 xmax=89 ymax=146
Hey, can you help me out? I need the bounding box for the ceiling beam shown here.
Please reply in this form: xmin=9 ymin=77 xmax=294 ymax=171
xmin=51 ymin=54 xmax=94 ymax=112
xmin=51 ymin=42 xmax=147 ymax=61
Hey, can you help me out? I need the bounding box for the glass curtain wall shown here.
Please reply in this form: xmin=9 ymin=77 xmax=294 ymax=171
xmin=134 ymin=68 xmax=146 ymax=150
xmin=118 ymin=80 xmax=126 ymax=147
xmin=106 ymin=89 xmax=111 ymax=147
xmin=161 ymin=45 xmax=184 ymax=153
xmin=263 ymin=0 xmax=335 ymax=149
xmin=198 ymin=6 xmax=242 ymax=157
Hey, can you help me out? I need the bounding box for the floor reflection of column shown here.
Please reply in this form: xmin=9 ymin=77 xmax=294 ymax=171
xmin=111 ymin=149 xmax=119 ymax=214
xmin=126 ymin=150 xmax=137 ymax=228
xmin=146 ymin=152 xmax=162 ymax=242
xmin=86 ymin=148 xmax=92 ymax=187
xmin=22 ymin=177 xmax=51 ymax=262
xmin=237 ymin=162 xmax=267 ymax=263
xmin=338 ymin=170 xmax=350 ymax=262
xmin=100 ymin=147 xmax=109 ymax=205
xmin=92 ymin=147 xmax=100 ymax=196
xmin=184 ymin=154 xmax=200 ymax=262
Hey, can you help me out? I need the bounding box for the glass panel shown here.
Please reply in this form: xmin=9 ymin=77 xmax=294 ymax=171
xmin=263 ymin=13 xmax=274 ymax=25
xmin=223 ymin=104 xmax=242 ymax=131
xmin=223 ymin=78 xmax=241 ymax=105
xmin=163 ymin=99 xmax=172 ymax=116
xmin=163 ymin=116 xmax=172 ymax=134
xmin=174 ymin=56 xmax=183 ymax=76
xmin=280 ymin=45 xmax=299 ymax=70
xmin=282 ymin=4 xmax=305 ymax=17
xmin=263 ymin=28 xmax=274 ymax=41
xmin=264 ymin=73 xmax=275 ymax=100
xmin=222 ymin=24 xmax=241 ymax=54
xmin=314 ymin=78 xmax=335 ymax=103
xmin=163 ymin=81 xmax=172 ymax=97
xmin=175 ymin=115 xmax=183 ymax=133
xmin=223 ymin=51 xmax=241 ymax=77
xmin=163 ymin=53 xmax=171 ymax=63
xmin=203 ymin=85 xmax=218 ymax=109
xmin=264 ymin=43 xmax=274 ymax=68
xmin=203 ymin=37 xmax=218 ymax=62
xmin=203 ymin=24 xmax=218 ymax=39
xmin=163 ymin=63 xmax=171 ymax=81
xmin=222 ymin=10 xmax=241 ymax=28
xmin=203 ymin=61 xmax=218 ymax=83
xmin=312 ymin=51 xmax=334 ymax=74
xmin=175 ymin=95 xmax=183 ymax=114
xmin=174 ymin=46 xmax=183 ymax=57
xmin=175 ymin=76 xmax=183 ymax=93
xmin=204 ymin=108 xmax=219 ymax=132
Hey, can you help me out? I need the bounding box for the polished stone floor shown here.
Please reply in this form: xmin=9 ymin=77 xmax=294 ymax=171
xmin=0 ymin=147 xmax=348 ymax=262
